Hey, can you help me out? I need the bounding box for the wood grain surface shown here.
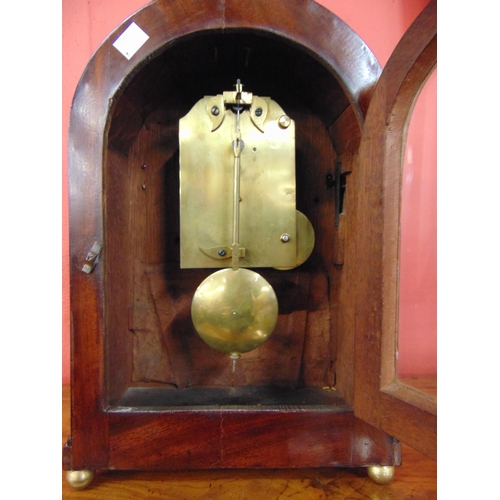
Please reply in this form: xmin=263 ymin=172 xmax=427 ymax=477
xmin=62 ymin=387 xmax=436 ymax=499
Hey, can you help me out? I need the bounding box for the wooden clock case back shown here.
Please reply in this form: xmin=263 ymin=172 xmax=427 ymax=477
xmin=64 ymin=0 xmax=437 ymax=473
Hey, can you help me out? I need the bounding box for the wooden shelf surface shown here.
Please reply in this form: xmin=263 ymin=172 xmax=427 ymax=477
xmin=62 ymin=386 xmax=436 ymax=499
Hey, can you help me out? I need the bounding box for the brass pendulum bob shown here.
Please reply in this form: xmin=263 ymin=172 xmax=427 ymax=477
xmin=191 ymin=80 xmax=279 ymax=372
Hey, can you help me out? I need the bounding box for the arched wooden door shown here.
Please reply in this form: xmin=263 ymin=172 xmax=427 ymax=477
xmin=354 ymin=0 xmax=437 ymax=459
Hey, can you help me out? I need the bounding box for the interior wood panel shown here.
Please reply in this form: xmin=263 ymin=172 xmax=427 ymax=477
xmin=105 ymin=101 xmax=349 ymax=399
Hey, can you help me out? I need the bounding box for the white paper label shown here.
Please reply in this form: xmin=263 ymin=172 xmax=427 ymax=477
xmin=113 ymin=22 xmax=149 ymax=60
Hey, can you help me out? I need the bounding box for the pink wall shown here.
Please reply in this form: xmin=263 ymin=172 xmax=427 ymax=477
xmin=62 ymin=0 xmax=435 ymax=385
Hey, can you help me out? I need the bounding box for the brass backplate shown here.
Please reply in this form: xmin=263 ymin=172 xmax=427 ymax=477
xmin=180 ymin=94 xmax=296 ymax=268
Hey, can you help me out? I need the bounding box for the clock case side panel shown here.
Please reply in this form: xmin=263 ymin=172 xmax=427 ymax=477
xmin=65 ymin=0 xmax=227 ymax=472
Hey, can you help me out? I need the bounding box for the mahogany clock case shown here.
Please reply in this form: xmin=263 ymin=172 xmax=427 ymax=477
xmin=64 ymin=0 xmax=436 ymax=473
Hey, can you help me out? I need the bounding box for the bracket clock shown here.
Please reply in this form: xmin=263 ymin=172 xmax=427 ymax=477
xmin=63 ymin=0 xmax=437 ymax=489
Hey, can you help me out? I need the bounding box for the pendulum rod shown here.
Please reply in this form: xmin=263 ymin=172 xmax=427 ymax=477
xmin=230 ymin=79 xmax=244 ymax=374
xmin=231 ymin=138 xmax=241 ymax=271
xmin=231 ymin=79 xmax=243 ymax=271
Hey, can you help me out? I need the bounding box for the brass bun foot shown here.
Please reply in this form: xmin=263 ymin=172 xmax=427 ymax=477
xmin=65 ymin=469 xmax=94 ymax=489
xmin=367 ymin=465 xmax=395 ymax=484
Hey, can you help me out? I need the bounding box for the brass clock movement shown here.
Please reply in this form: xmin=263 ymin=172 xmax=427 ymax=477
xmin=181 ymin=79 xmax=314 ymax=367
xmin=63 ymin=0 xmax=436 ymax=490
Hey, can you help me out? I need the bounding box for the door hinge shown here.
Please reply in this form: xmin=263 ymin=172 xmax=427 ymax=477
xmin=326 ymin=159 xmax=351 ymax=227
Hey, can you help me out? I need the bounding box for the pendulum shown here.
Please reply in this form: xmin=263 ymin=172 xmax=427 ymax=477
xmin=191 ymin=80 xmax=279 ymax=370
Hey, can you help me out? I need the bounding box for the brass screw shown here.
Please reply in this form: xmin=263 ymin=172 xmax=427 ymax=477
xmin=278 ymin=115 xmax=291 ymax=129
xmin=211 ymin=106 xmax=220 ymax=116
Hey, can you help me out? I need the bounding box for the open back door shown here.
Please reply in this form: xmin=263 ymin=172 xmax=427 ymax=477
xmin=354 ymin=0 xmax=437 ymax=459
